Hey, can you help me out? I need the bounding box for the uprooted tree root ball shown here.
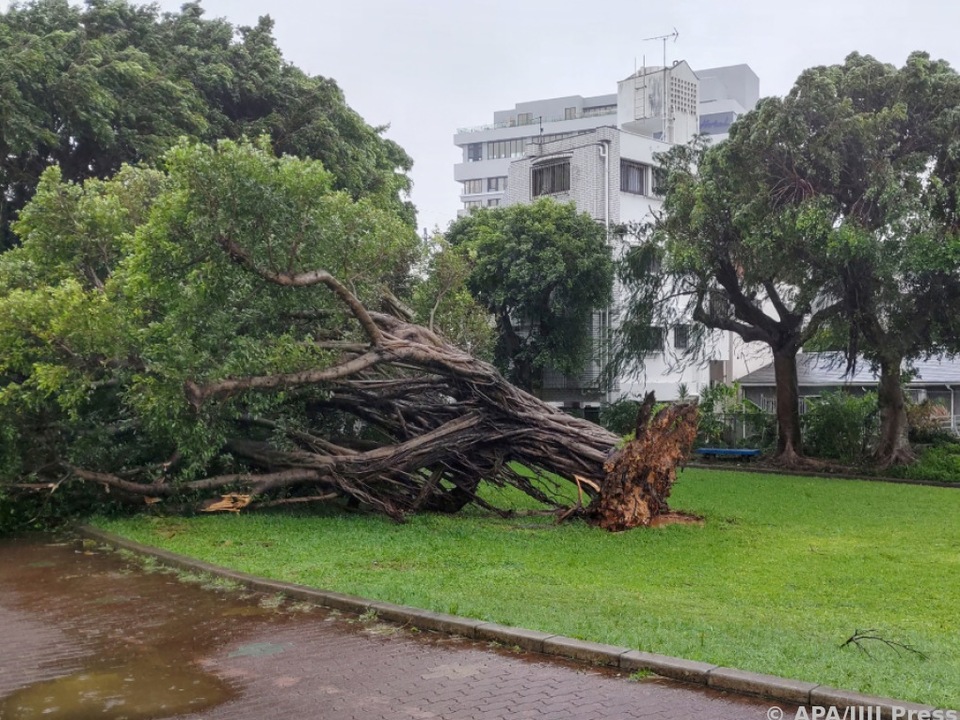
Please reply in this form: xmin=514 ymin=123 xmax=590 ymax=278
xmin=589 ymin=393 xmax=699 ymax=531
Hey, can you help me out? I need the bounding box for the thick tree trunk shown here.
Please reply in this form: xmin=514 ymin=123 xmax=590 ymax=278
xmin=772 ymin=349 xmax=803 ymax=463
xmin=588 ymin=394 xmax=698 ymax=531
xmin=875 ymin=357 xmax=914 ymax=466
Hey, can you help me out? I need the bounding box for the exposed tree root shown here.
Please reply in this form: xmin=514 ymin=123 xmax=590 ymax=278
xmin=587 ymin=393 xmax=699 ymax=531
xmin=765 ymin=452 xmax=830 ymax=471
xmin=874 ymin=445 xmax=917 ymax=469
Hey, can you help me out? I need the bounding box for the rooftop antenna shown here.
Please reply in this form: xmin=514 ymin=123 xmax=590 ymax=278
xmin=642 ymin=28 xmax=679 ymax=140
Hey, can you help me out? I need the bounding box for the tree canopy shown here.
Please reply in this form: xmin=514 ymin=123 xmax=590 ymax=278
xmin=622 ymin=51 xmax=960 ymax=465
xmin=617 ymin=137 xmax=841 ymax=462
xmin=1 ymin=139 xmax=417 ymax=488
xmin=0 ymin=3 xmax=695 ymax=533
xmin=736 ymin=52 xmax=960 ymax=464
xmin=446 ymin=199 xmax=614 ymax=394
xmin=0 ymin=0 xmax=413 ymax=247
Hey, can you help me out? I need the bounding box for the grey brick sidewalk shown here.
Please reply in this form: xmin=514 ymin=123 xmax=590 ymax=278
xmin=182 ymin=619 xmax=783 ymax=720
xmin=0 ymin=538 xmax=791 ymax=719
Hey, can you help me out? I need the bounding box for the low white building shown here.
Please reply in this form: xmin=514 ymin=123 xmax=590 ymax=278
xmin=453 ymin=62 xmax=767 ymax=411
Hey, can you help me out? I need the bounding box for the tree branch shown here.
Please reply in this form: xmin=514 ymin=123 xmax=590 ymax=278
xmin=692 ymin=301 xmax=772 ymax=345
xmin=800 ymin=300 xmax=843 ymax=344
xmin=186 ymin=468 xmax=324 ymax=492
xmin=252 ymin=493 xmax=340 ymax=509
xmin=68 ymin=466 xmax=170 ymax=495
xmin=67 ymin=464 xmax=325 ymax=496
xmin=215 ymin=235 xmax=383 ymax=344
xmin=712 ymin=256 xmax=779 ymax=335
xmin=184 ymin=350 xmax=385 ymax=407
xmin=762 ymin=279 xmax=795 ymax=324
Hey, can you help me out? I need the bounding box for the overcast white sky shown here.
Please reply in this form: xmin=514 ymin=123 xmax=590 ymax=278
xmin=5 ymin=0 xmax=960 ymax=232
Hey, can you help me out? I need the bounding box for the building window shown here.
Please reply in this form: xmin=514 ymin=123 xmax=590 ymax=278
xmin=541 ymin=132 xmax=567 ymax=143
xmin=645 ymin=326 xmax=665 ymax=355
xmin=487 ymin=138 xmax=527 ymax=160
xmin=564 ymin=106 xmax=578 ymax=120
xmin=583 ymin=104 xmax=616 ymax=118
xmin=466 ymin=143 xmax=482 ymax=162
xmin=463 ymin=200 xmax=482 ymax=211
xmin=517 ymin=112 xmax=533 ymax=126
xmin=487 ymin=176 xmax=507 ymax=192
xmin=462 ymin=179 xmax=483 ymax=195
xmin=532 ymin=159 xmax=570 ymax=197
xmin=640 ymin=251 xmax=662 ymax=275
xmin=621 ymin=160 xmax=648 ymax=195
xmin=487 ymin=198 xmax=500 ymax=207
xmin=699 ymin=111 xmax=737 ymax=136
xmin=670 ymin=78 xmax=698 ymax=115
xmin=673 ymin=324 xmax=690 ymax=350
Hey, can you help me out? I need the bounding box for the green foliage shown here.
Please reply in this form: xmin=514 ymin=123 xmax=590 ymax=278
xmin=732 ymin=53 xmax=960 ymax=459
xmin=410 ymin=236 xmax=494 ymax=360
xmin=0 ymin=482 xmax=130 ymax=537
xmin=906 ymin=398 xmax=955 ymax=445
xmin=599 ymin=398 xmax=641 ymax=435
xmin=802 ymin=391 xmax=879 ymax=463
xmin=890 ymin=443 xmax=960 ymax=483
xmin=446 ymin=199 xmax=614 ymax=392
xmin=0 ymin=0 xmax=413 ymax=247
xmin=623 ymin=52 xmax=960 ymax=460
xmin=97 ymin=469 xmax=960 ymax=707
xmin=0 ymin=138 xmax=418 ymax=510
xmin=615 ymin=137 xmax=836 ymax=457
xmin=695 ymin=383 xmax=773 ymax=449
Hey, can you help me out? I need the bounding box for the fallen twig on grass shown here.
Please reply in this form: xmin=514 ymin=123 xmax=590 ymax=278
xmin=840 ymin=629 xmax=928 ymax=660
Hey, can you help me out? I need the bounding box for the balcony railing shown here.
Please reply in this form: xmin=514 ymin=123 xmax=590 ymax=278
xmin=456 ymin=106 xmax=617 ymax=134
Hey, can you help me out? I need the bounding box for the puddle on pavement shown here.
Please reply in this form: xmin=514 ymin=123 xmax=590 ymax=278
xmin=0 ymin=537 xmax=300 ymax=720
xmin=1 ymin=662 xmax=230 ymax=720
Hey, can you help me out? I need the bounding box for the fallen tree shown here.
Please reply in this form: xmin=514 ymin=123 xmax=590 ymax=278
xmin=0 ymin=140 xmax=697 ymax=530
xmin=62 ymin=279 xmax=697 ymax=528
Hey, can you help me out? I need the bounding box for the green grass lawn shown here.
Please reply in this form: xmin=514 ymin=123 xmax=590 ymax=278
xmin=95 ymin=469 xmax=960 ymax=708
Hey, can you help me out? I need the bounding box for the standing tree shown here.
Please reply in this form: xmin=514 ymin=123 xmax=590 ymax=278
xmin=616 ymin=138 xmax=841 ymax=463
xmin=619 ymin=52 xmax=960 ymax=466
xmin=0 ymin=0 xmax=413 ymax=247
xmin=739 ymin=52 xmax=960 ymax=465
xmin=409 ymin=235 xmax=495 ymax=361
xmin=446 ymin=199 xmax=614 ymax=395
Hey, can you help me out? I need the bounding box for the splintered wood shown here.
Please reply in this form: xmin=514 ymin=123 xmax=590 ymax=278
xmin=588 ymin=394 xmax=699 ymax=531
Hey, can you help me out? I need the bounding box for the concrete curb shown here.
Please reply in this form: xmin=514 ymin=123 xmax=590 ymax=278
xmin=79 ymin=526 xmax=947 ymax=718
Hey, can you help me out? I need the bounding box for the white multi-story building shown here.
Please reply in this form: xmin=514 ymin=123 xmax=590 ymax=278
xmin=453 ymin=63 xmax=758 ymax=214
xmin=452 ymin=62 xmax=766 ymax=411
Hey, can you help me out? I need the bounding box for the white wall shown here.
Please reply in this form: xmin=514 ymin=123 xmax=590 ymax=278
xmin=502 ymin=125 xmax=769 ymax=405
xmin=616 ymin=61 xmax=699 ymax=145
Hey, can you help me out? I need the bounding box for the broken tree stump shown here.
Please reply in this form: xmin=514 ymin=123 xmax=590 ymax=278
xmin=588 ymin=393 xmax=699 ymax=531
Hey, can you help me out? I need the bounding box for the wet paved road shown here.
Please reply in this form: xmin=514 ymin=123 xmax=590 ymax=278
xmin=0 ymin=537 xmax=796 ymax=719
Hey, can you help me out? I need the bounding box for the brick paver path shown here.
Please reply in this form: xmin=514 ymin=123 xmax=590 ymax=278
xmin=0 ymin=538 xmax=794 ymax=719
